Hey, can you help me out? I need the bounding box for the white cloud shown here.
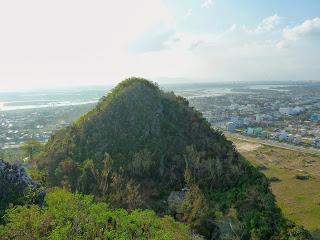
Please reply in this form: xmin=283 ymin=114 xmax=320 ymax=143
xmin=147 ymin=14 xmax=319 ymax=82
xmin=121 ymin=13 xmax=319 ymax=82
xmin=255 ymin=14 xmax=280 ymax=33
xmin=201 ymin=0 xmax=214 ymax=9
xmin=185 ymin=8 xmax=193 ymax=18
xmin=283 ymin=17 xmax=320 ymax=41
xmin=229 ymin=24 xmax=237 ymax=33
xmin=277 ymin=17 xmax=320 ymax=48
xmin=224 ymin=15 xmax=281 ymax=36
xmin=163 ymin=32 xmax=208 ymax=51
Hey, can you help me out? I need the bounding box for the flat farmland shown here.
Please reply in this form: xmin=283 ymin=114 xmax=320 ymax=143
xmin=230 ymin=136 xmax=320 ymax=239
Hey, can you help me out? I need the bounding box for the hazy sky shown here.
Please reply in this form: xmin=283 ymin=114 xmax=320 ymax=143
xmin=0 ymin=0 xmax=319 ymax=90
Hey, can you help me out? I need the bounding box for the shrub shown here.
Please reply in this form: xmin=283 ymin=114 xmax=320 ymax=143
xmin=0 ymin=188 xmax=201 ymax=240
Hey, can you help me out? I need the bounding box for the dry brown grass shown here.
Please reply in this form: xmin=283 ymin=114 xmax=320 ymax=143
xmin=230 ymin=137 xmax=320 ymax=239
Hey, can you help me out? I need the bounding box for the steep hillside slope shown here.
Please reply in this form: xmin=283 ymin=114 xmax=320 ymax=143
xmin=38 ymin=78 xmax=311 ymax=239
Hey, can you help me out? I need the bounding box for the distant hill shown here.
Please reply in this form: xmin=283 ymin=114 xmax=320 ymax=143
xmin=37 ymin=78 xmax=312 ymax=239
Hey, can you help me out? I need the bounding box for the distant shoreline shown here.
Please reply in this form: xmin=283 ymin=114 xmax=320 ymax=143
xmin=0 ymin=100 xmax=98 ymax=112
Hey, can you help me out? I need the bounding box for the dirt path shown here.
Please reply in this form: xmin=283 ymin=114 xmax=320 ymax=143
xmin=234 ymin=142 xmax=262 ymax=152
xmin=226 ymin=132 xmax=320 ymax=156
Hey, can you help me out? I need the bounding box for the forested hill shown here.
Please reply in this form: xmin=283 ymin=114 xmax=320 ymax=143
xmin=36 ymin=78 xmax=311 ymax=239
xmin=42 ymin=78 xmax=240 ymax=190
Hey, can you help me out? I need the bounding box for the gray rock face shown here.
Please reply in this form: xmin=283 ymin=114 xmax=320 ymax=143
xmin=0 ymin=161 xmax=37 ymax=191
xmin=167 ymin=189 xmax=187 ymax=212
xmin=0 ymin=160 xmax=44 ymax=218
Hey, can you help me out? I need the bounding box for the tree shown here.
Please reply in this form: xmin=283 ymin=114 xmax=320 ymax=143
xmin=98 ymin=153 xmax=112 ymax=197
xmin=178 ymin=166 xmax=209 ymax=230
xmin=27 ymin=167 xmax=47 ymax=187
xmin=21 ymin=140 xmax=43 ymax=162
xmin=54 ymin=159 xmax=80 ymax=191
xmin=125 ymin=180 xmax=143 ymax=211
xmin=0 ymin=189 xmax=200 ymax=240
xmin=110 ymin=172 xmax=126 ymax=206
xmin=184 ymin=146 xmax=201 ymax=184
xmin=129 ymin=149 xmax=153 ymax=177
xmin=215 ymin=208 xmax=246 ymax=240
xmin=78 ymin=160 xmax=98 ymax=194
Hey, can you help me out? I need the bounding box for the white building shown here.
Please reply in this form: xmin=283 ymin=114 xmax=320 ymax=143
xmin=313 ymin=138 xmax=320 ymax=148
xmin=293 ymin=135 xmax=302 ymax=145
xmin=292 ymin=106 xmax=304 ymax=115
xmin=279 ymin=107 xmax=291 ymax=115
xmin=230 ymin=116 xmax=239 ymax=122
xmin=227 ymin=122 xmax=237 ymax=133
xmin=278 ymin=131 xmax=289 ymax=141
xmin=256 ymin=114 xmax=263 ymax=123
xmin=243 ymin=117 xmax=253 ymax=126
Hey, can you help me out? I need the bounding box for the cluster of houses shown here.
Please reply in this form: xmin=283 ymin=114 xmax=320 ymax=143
xmin=225 ymin=112 xmax=320 ymax=148
xmin=226 ymin=115 xmax=265 ymax=133
xmin=188 ymin=84 xmax=320 ymax=150
xmin=271 ymin=131 xmax=303 ymax=144
xmin=225 ymin=108 xmax=313 ymax=135
xmin=226 ymin=113 xmax=274 ymax=133
xmin=0 ymin=112 xmax=52 ymax=149
xmin=279 ymin=106 xmax=305 ymax=116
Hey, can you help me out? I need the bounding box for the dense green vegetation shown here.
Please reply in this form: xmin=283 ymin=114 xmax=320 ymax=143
xmin=39 ymin=78 xmax=245 ymax=198
xmin=1 ymin=78 xmax=312 ymax=239
xmin=0 ymin=188 xmax=199 ymax=240
xmin=21 ymin=140 xmax=44 ymax=161
xmin=0 ymin=148 xmax=24 ymax=164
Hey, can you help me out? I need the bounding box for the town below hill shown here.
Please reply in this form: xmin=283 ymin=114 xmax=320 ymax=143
xmin=190 ymin=83 xmax=320 ymax=150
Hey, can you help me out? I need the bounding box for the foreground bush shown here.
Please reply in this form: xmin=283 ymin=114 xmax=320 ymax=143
xmin=0 ymin=188 xmax=201 ymax=240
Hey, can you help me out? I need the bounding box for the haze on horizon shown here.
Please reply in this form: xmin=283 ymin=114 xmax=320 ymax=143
xmin=0 ymin=0 xmax=319 ymax=91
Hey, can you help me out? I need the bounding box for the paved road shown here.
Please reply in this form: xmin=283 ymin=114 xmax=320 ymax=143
xmin=225 ymin=132 xmax=320 ymax=157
